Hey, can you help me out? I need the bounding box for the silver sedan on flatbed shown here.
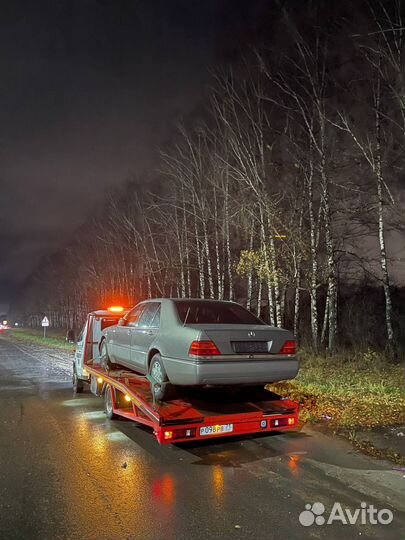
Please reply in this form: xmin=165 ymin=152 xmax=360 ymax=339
xmin=99 ymin=298 xmax=298 ymax=400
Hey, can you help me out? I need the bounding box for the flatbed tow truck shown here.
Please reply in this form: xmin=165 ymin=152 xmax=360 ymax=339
xmin=73 ymin=307 xmax=299 ymax=444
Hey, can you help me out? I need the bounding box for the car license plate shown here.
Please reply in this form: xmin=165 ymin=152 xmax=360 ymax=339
xmin=232 ymin=341 xmax=268 ymax=353
xmin=200 ymin=424 xmax=234 ymax=436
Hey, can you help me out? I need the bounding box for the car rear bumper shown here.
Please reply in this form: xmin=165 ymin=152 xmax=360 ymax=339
xmin=162 ymin=356 xmax=299 ymax=385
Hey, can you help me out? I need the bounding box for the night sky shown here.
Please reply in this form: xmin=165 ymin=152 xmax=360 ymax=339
xmin=0 ymin=0 xmax=265 ymax=312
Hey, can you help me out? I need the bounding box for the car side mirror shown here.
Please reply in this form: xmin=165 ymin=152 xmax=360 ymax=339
xmin=118 ymin=318 xmax=127 ymax=327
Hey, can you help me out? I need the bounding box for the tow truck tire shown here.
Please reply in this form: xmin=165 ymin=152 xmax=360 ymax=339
xmin=104 ymin=384 xmax=117 ymax=419
xmin=100 ymin=340 xmax=117 ymax=371
xmin=73 ymin=366 xmax=84 ymax=393
xmin=149 ymin=353 xmax=173 ymax=401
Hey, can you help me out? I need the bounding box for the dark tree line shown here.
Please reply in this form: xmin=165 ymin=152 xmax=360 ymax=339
xmin=13 ymin=1 xmax=405 ymax=357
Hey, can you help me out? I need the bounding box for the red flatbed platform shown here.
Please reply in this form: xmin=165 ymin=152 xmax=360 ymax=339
xmin=84 ymin=364 xmax=299 ymax=444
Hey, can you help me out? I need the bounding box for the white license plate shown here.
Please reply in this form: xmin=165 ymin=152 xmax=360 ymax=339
xmin=200 ymin=424 xmax=234 ymax=436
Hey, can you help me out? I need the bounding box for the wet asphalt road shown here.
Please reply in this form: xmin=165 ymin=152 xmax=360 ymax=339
xmin=0 ymin=336 xmax=404 ymax=540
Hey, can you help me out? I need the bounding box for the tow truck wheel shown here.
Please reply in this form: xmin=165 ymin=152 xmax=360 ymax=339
xmin=104 ymin=384 xmax=117 ymax=419
xmin=100 ymin=341 xmax=117 ymax=371
xmin=149 ymin=353 xmax=172 ymax=401
xmin=73 ymin=366 xmax=84 ymax=393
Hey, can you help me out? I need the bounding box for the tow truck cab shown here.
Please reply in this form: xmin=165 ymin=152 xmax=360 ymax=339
xmin=74 ymin=307 xmax=127 ymax=384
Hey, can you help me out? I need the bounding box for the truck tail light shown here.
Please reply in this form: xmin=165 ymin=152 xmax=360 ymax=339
xmin=271 ymin=416 xmax=296 ymax=427
xmin=189 ymin=341 xmax=221 ymax=357
xmin=163 ymin=428 xmax=196 ymax=441
xmin=280 ymin=340 xmax=297 ymax=355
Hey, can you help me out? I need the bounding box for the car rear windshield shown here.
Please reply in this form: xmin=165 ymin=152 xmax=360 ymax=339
xmin=175 ymin=301 xmax=265 ymax=325
xmin=100 ymin=317 xmax=120 ymax=331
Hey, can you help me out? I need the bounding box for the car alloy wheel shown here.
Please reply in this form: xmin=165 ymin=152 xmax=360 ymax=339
xmin=151 ymin=360 xmax=164 ymax=387
xmin=100 ymin=342 xmax=108 ymax=367
xmin=149 ymin=354 xmax=173 ymax=401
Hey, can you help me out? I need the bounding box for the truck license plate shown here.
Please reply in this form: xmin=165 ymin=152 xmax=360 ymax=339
xmin=200 ymin=424 xmax=234 ymax=436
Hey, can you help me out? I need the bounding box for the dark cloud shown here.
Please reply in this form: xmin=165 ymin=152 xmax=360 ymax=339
xmin=0 ymin=0 xmax=262 ymax=307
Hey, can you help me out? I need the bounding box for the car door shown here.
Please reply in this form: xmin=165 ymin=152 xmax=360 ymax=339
xmin=130 ymin=302 xmax=161 ymax=371
xmin=112 ymin=305 xmax=145 ymax=364
xmin=74 ymin=321 xmax=87 ymax=371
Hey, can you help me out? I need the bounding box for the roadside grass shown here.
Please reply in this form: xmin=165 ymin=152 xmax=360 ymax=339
xmin=8 ymin=328 xmax=75 ymax=352
xmin=269 ymin=349 xmax=405 ymax=431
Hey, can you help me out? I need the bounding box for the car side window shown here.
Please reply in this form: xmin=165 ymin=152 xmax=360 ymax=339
xmin=138 ymin=303 xmax=161 ymax=328
xmin=126 ymin=305 xmax=145 ymax=327
xmin=151 ymin=305 xmax=161 ymax=328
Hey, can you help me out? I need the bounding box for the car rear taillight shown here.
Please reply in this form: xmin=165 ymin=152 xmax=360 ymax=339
xmin=189 ymin=341 xmax=221 ymax=356
xmin=280 ymin=340 xmax=297 ymax=355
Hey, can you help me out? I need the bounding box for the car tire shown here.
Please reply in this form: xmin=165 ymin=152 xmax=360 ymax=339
xmin=73 ymin=365 xmax=84 ymax=393
xmin=149 ymin=353 xmax=172 ymax=401
xmin=100 ymin=340 xmax=117 ymax=371
xmin=104 ymin=384 xmax=117 ymax=419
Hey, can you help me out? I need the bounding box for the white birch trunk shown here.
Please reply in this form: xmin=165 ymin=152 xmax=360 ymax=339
xmin=224 ymin=178 xmax=233 ymax=301
xmin=257 ymin=278 xmax=262 ymax=318
xmin=246 ymin=226 xmax=254 ymax=311
xmin=203 ymin=219 xmax=215 ymax=299
xmin=374 ymin=69 xmax=395 ymax=349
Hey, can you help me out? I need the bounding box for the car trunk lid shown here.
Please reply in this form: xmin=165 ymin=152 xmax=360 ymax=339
xmin=188 ymin=325 xmax=291 ymax=355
